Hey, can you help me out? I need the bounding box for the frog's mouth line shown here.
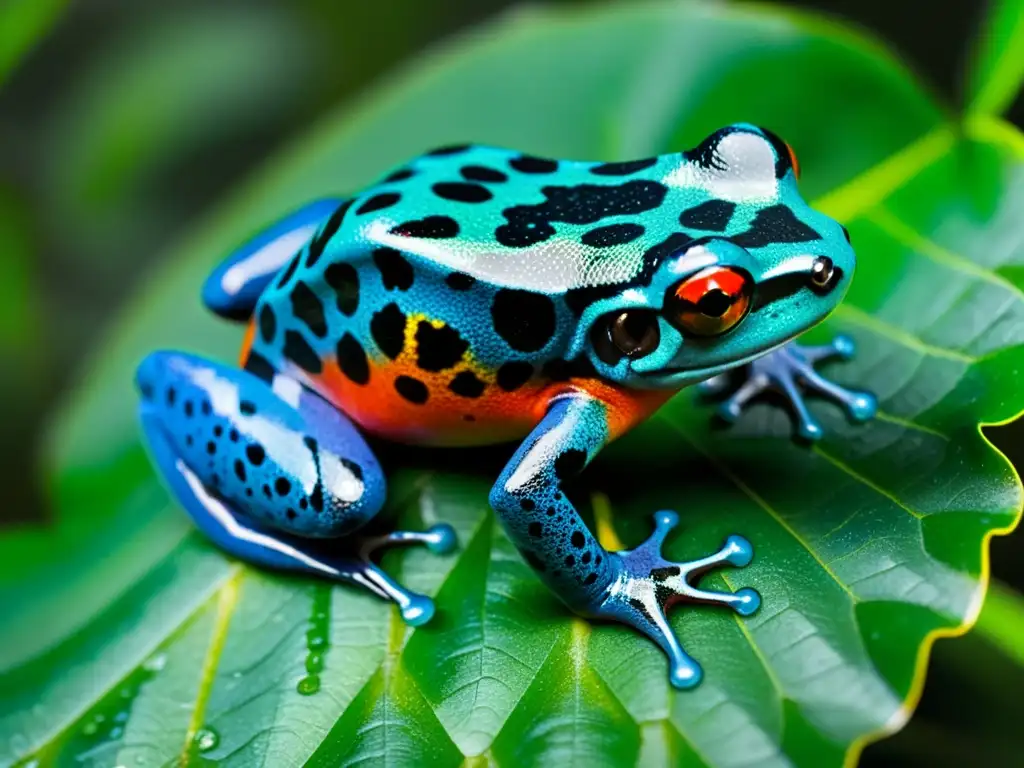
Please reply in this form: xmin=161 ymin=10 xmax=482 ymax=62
xmin=636 ymin=337 xmax=793 ymax=382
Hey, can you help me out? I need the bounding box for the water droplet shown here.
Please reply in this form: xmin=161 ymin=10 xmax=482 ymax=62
xmin=305 ymin=653 xmax=323 ymax=675
xmin=143 ymin=653 xmax=167 ymax=673
xmin=296 ymin=675 xmax=320 ymax=696
xmin=82 ymin=722 xmax=98 ymax=736
xmin=307 ymin=634 xmax=326 ymax=650
xmin=109 ymin=726 xmax=124 ymax=740
xmin=114 ymin=710 xmax=129 ymax=723
xmin=193 ymin=727 xmax=219 ymax=752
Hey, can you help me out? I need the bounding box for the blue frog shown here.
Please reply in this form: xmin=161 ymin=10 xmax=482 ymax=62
xmin=136 ymin=124 xmax=876 ymax=688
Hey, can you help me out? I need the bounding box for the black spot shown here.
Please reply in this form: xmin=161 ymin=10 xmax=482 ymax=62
xmin=390 ymin=216 xmax=459 ymax=239
xmin=542 ymin=357 xmax=596 ymax=382
xmin=275 ymin=477 xmax=291 ymax=496
xmin=299 ymin=498 xmax=308 ymax=509
xmin=651 ymin=566 xmax=681 ymax=582
xmin=201 ymin=400 xmax=212 ymax=416
xmin=214 ymin=425 xmax=223 ymax=437
xmin=509 ymin=155 xmax=558 ymax=174
xmin=166 ymin=387 xmax=176 ymax=406
xmin=571 ymin=530 xmax=585 ymax=548
xmin=303 ymin=436 xmax=318 ymax=452
xmin=283 ymin=330 xmax=322 ymax=374
xmin=428 ymin=144 xmax=471 ymax=156
xmin=246 ymin=444 xmax=266 ymax=466
xmin=337 ymin=333 xmax=370 ymax=385
xmin=563 ymin=283 xmax=622 ymax=317
xmin=373 ymin=248 xmax=414 ymax=291
xmin=258 ymin=305 xmax=277 ymax=343
xmin=491 ymin=290 xmax=556 ymax=352
xmin=582 ymin=552 xmax=591 ymax=564
xmin=239 ymin=400 xmax=256 ymax=416
xmin=495 ymin=180 xmax=667 ymax=248
xmin=565 ymin=555 xmax=575 ymax=567
xmin=356 ymin=192 xmax=400 ymax=215
xmin=290 ymin=281 xmax=327 ymax=338
xmin=595 ymin=554 xmax=602 ymax=566
xmin=496 ymin=361 xmax=533 ymax=391
xmin=206 ymin=441 xmax=216 ymax=455
xmin=415 ymin=321 xmax=468 ymax=371
xmin=389 ymin=168 xmax=417 ymax=183
xmin=432 ymin=182 xmax=492 ymax=203
xmin=229 ymin=429 xmax=239 ymax=442
xmin=234 ymin=460 xmax=247 ymax=482
xmin=546 ymin=506 xmax=556 ymax=517
xmin=521 ymin=498 xmax=536 ymax=511
xmin=523 ymin=550 xmax=547 ymax=572
xmin=590 ymin=158 xmax=657 ymax=176
xmin=463 ymin=414 xmax=476 ymax=422
xmin=184 ymin=401 xmax=194 ymax=417
xmin=185 ymin=435 xmax=193 ymax=446
xmin=554 ymin=449 xmax=587 ymax=482
xmin=244 ymin=351 xmax=276 ymax=383
xmin=276 ymin=254 xmax=300 ymax=288
xmin=580 ymin=223 xmax=645 ymax=248
xmin=461 ymin=165 xmax=507 ymax=183
xmin=445 ymin=272 xmax=475 ymax=290
xmin=246 ymin=488 xmax=253 ymax=497
xmin=679 ymin=199 xmax=736 ymax=232
xmin=449 ymin=371 xmax=486 ymax=398
xmin=583 ymin=572 xmax=597 ymax=586
xmin=263 ymin=484 xmax=273 ymax=499
xmin=306 ymin=200 xmax=352 ymax=268
xmin=286 ymin=508 xmax=298 ymax=521
xmin=395 ymin=375 xmax=429 ymax=404
xmin=341 ymin=458 xmax=364 ymax=482
xmin=324 ymin=262 xmax=359 ymax=316
xmin=309 ymin=481 xmax=325 ymax=512
xmin=370 ymin=303 xmax=406 ymax=359
xmin=528 ymin=522 xmax=543 ymax=537
xmin=731 ymin=205 xmax=821 ymax=249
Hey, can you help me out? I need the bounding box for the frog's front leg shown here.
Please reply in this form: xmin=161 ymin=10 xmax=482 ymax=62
xmin=136 ymin=351 xmax=455 ymax=625
xmin=700 ymin=334 xmax=878 ymax=441
xmin=489 ymin=393 xmax=760 ymax=689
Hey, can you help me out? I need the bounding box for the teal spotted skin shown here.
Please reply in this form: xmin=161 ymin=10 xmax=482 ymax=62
xmin=136 ymin=123 xmax=877 ymax=688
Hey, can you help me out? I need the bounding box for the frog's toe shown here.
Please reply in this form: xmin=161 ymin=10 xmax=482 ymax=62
xmin=597 ymin=511 xmax=760 ymax=690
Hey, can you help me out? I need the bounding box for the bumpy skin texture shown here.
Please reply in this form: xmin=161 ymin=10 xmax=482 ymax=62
xmin=137 ymin=124 xmax=876 ymax=686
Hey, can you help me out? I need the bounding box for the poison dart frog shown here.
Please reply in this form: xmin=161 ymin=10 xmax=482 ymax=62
xmin=136 ymin=124 xmax=876 ymax=688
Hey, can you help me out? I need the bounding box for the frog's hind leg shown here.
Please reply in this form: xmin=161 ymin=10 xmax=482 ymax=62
xmin=135 ymin=350 xmax=455 ymax=625
xmin=202 ymin=198 xmax=347 ymax=321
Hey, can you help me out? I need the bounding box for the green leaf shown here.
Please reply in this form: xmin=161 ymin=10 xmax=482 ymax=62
xmin=966 ymin=0 xmax=1024 ymax=117
xmin=0 ymin=0 xmax=67 ymax=84
xmin=3 ymin=2 xmax=1023 ymax=766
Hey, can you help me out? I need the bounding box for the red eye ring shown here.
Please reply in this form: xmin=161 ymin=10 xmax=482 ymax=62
xmin=785 ymin=141 xmax=801 ymax=179
xmin=667 ymin=266 xmax=754 ymax=337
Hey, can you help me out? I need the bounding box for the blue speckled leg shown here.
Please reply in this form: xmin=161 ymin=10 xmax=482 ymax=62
xmin=700 ymin=334 xmax=877 ymax=441
xmin=136 ymin=350 xmax=455 ymax=626
xmin=489 ymin=393 xmax=759 ymax=689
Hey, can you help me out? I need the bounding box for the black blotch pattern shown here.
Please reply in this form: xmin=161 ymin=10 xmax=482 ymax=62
xmin=521 ymin=498 xmax=536 ymax=511
xmin=306 ymin=199 xmax=352 ymax=268
xmin=258 ymin=305 xmax=277 ymax=343
xmin=286 ymin=509 xmax=298 ymax=521
xmin=449 ymin=371 xmax=485 ymax=398
xmin=590 ymin=158 xmax=657 ymax=176
xmin=445 ymin=272 xmax=475 ymax=290
xmin=337 ymin=333 xmax=370 ymax=385
xmin=276 ymin=254 xmax=301 ymax=288
xmin=239 ymin=400 xmax=256 ymax=416
xmin=496 ymin=361 xmax=533 ymax=391
xmin=415 ymin=321 xmax=468 ymax=371
xmin=275 ymin=477 xmax=291 ymax=496
xmin=731 ymin=205 xmax=821 ymax=248
xmin=491 ymin=289 xmax=556 ymax=352
xmin=580 ymin=223 xmax=645 ymax=248
xmin=390 ymin=216 xmax=459 ymax=239
xmin=495 ymin=180 xmax=667 ymax=248
xmin=324 ymin=262 xmax=359 ymax=316
xmin=283 ymin=330 xmax=322 ymax=374
xmin=563 ymin=283 xmax=622 ymax=317
xmin=166 ymin=387 xmax=176 ymax=406
xmin=229 ymin=429 xmax=239 ymax=442
xmin=582 ymin=552 xmax=591 ymax=564
xmin=395 ymin=375 xmax=429 ymax=404
xmin=583 ymin=573 xmax=597 ymax=586
xmin=428 ymin=144 xmax=471 ymax=156
xmin=246 ymin=444 xmax=265 ymax=465
xmin=263 ymin=484 xmax=272 ymax=499
xmin=679 ymin=199 xmax=736 ymax=232
xmin=542 ymin=357 xmax=596 ymax=382
xmin=384 ymin=168 xmax=414 ymax=182
xmin=509 ymin=155 xmax=558 ymax=174
xmin=183 ymin=400 xmax=193 ymax=417
xmin=214 ymin=425 xmax=223 ymax=437
xmin=290 ymin=281 xmax=327 ymax=338
xmin=571 ymin=530 xmax=585 ymax=548
xmin=461 ymin=165 xmax=507 ymax=183
xmin=432 ymin=182 xmax=492 ymax=203
xmin=370 ymin=303 xmax=406 ymax=359
xmin=554 ymin=448 xmax=587 ymax=482
xmin=529 ymin=522 xmax=543 ymax=537
xmin=357 ymin=192 xmax=401 ymax=215
xmin=372 ymin=248 xmax=414 ymax=291
xmin=201 ymin=400 xmax=211 ymax=416
xmin=341 ymin=457 xmax=364 ymax=482
xmin=234 ymin=459 xmax=246 ymax=482
xmin=206 ymin=441 xmax=216 ymax=455
xmin=684 ymin=128 xmax=732 ymax=172
xmin=244 ymin=351 xmax=276 ymax=383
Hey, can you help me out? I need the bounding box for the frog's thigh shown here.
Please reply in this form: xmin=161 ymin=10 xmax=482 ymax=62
xmin=136 ymin=350 xmax=385 ymax=540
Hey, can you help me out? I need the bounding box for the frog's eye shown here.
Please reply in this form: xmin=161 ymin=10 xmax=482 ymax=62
xmin=592 ymin=310 xmax=661 ymax=364
xmin=666 ymin=266 xmax=754 ymax=337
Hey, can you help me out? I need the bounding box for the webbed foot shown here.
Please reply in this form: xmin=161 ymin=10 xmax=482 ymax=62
xmin=700 ymin=335 xmax=877 ymax=441
xmin=596 ymin=511 xmax=760 ymax=689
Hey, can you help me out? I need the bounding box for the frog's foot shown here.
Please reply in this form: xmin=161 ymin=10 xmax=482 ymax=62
xmin=701 ymin=335 xmax=877 ymax=442
xmin=595 ymin=511 xmax=760 ymax=689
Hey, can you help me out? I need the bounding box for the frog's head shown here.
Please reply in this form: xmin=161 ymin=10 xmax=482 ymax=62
xmin=570 ymin=124 xmax=854 ymax=389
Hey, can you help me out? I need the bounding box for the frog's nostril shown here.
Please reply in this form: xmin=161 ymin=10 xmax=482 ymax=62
xmin=809 ymin=256 xmax=841 ymax=293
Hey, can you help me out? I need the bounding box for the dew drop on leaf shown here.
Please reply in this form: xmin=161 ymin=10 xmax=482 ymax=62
xmin=193 ymin=727 xmax=219 ymax=752
xmin=296 ymin=675 xmax=320 ymax=695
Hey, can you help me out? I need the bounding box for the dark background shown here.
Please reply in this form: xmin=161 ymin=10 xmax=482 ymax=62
xmin=2 ymin=1 xmax=1021 ymax=765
